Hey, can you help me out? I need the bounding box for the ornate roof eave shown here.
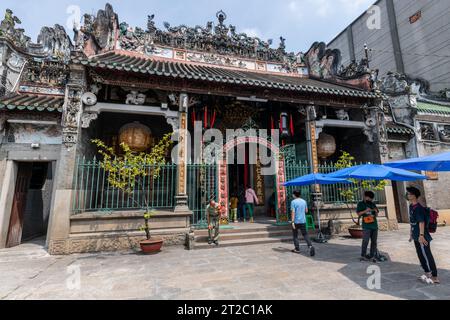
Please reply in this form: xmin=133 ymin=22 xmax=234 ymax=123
xmin=0 ymin=92 xmax=64 ymax=113
xmin=72 ymin=51 xmax=383 ymax=100
xmin=416 ymin=100 xmax=450 ymax=116
xmin=386 ymin=123 xmax=415 ymax=135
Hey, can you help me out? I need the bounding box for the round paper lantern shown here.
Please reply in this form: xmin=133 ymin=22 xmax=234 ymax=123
xmin=317 ymin=133 xmax=336 ymax=160
xmin=119 ymin=122 xmax=153 ymax=152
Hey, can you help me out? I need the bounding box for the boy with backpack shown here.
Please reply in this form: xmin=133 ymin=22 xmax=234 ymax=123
xmin=406 ymin=187 xmax=440 ymax=285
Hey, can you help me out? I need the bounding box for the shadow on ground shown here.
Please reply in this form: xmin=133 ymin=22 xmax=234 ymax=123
xmin=273 ymin=241 xmax=450 ymax=300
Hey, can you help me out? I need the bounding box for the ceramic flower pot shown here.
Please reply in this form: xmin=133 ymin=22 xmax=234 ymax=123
xmin=348 ymin=226 xmax=364 ymax=239
xmin=139 ymin=237 xmax=163 ymax=254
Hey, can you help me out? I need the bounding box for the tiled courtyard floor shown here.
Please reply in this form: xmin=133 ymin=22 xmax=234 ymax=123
xmin=1 ymin=224 xmax=450 ymax=300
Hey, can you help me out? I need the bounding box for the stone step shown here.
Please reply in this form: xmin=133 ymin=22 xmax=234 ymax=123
xmin=194 ymin=225 xmax=292 ymax=236
xmin=194 ymin=235 xmax=293 ymax=250
xmin=195 ymin=230 xmax=292 ymax=242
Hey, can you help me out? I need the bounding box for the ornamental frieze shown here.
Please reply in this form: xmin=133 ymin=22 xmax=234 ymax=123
xmin=63 ymin=89 xmax=83 ymax=129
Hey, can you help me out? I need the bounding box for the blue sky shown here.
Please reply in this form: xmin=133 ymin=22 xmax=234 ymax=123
xmin=0 ymin=0 xmax=374 ymax=53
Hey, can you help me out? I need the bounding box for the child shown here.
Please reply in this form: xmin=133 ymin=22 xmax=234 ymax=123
xmin=230 ymin=194 xmax=239 ymax=223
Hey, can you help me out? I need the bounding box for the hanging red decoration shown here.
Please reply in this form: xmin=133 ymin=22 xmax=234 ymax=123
xmin=192 ymin=110 xmax=196 ymax=127
xmin=290 ymin=114 xmax=295 ymax=137
xmin=211 ymin=110 xmax=217 ymax=128
xmin=204 ymin=106 xmax=208 ymax=129
xmin=279 ymin=116 xmax=282 ymax=134
xmin=271 ymin=116 xmax=275 ymax=131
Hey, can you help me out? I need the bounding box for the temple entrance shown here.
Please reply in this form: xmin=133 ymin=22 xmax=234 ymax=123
xmin=6 ymin=162 xmax=53 ymax=248
xmin=218 ymin=136 xmax=287 ymax=224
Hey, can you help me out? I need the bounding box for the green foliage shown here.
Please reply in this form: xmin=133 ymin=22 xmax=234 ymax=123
xmin=92 ymin=133 xmax=173 ymax=239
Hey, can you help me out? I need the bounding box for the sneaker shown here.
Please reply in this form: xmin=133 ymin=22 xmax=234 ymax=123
xmin=419 ymin=274 xmax=432 ymax=283
xmin=309 ymin=246 xmax=316 ymax=257
xmin=214 ymin=241 xmax=219 ymax=246
xmin=292 ymin=249 xmax=301 ymax=254
xmin=208 ymin=240 xmax=213 ymax=245
xmin=360 ymin=256 xmax=369 ymax=262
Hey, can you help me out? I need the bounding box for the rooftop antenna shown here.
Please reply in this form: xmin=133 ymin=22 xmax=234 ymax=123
xmin=364 ymin=43 xmax=373 ymax=68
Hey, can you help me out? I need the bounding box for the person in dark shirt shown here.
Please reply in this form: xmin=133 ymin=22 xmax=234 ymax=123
xmin=357 ymin=191 xmax=379 ymax=262
xmin=407 ymin=187 xmax=439 ymax=284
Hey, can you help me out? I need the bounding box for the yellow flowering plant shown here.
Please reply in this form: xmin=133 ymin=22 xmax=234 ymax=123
xmin=92 ymin=133 xmax=173 ymax=240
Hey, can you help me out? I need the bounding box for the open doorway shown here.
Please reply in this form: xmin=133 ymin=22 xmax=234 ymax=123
xmin=227 ymin=144 xmax=276 ymax=222
xmin=6 ymin=162 xmax=54 ymax=248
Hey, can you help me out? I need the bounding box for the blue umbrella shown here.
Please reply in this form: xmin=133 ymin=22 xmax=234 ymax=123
xmin=385 ymin=152 xmax=450 ymax=172
xmin=284 ymin=173 xmax=350 ymax=243
xmin=284 ymin=173 xmax=351 ymax=187
xmin=326 ymin=164 xmax=427 ymax=182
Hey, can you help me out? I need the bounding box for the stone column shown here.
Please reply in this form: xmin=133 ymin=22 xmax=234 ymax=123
xmin=305 ymin=105 xmax=320 ymax=192
xmin=376 ymin=99 xmax=399 ymax=231
xmin=174 ymin=93 xmax=189 ymax=212
xmin=47 ymin=64 xmax=86 ymax=255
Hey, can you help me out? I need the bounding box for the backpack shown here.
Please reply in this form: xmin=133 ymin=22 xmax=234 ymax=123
xmin=425 ymin=207 xmax=439 ymax=234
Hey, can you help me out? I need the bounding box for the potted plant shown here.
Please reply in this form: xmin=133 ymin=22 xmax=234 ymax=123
xmin=335 ymin=152 xmax=386 ymax=239
xmin=92 ymin=133 xmax=173 ymax=254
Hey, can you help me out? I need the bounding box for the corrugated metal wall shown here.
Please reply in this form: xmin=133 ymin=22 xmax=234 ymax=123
xmin=328 ymin=0 xmax=450 ymax=92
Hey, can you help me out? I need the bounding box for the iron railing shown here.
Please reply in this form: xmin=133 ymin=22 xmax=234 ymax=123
xmin=187 ymin=163 xmax=218 ymax=227
xmin=72 ymin=157 xmax=386 ymax=217
xmin=284 ymin=161 xmax=387 ymax=206
xmin=72 ymin=157 xmax=177 ymax=214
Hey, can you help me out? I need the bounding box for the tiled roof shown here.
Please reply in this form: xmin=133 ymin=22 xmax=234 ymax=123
xmin=417 ymin=101 xmax=450 ymax=116
xmin=0 ymin=93 xmax=64 ymax=112
xmin=386 ymin=124 xmax=414 ymax=135
xmin=72 ymin=52 xmax=382 ymax=99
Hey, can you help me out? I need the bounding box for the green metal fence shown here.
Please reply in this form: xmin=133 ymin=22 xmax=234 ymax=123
xmin=284 ymin=160 xmax=311 ymax=207
xmin=72 ymin=157 xmax=177 ymax=214
xmin=187 ymin=163 xmax=218 ymax=228
xmin=318 ymin=162 xmax=386 ymax=205
xmin=283 ymin=161 xmax=387 ymax=206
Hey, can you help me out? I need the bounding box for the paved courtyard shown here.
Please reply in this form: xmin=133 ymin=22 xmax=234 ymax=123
xmin=1 ymin=224 xmax=450 ymax=300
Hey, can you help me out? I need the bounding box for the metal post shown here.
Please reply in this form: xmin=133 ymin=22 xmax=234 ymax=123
xmin=312 ymin=192 xmax=328 ymax=243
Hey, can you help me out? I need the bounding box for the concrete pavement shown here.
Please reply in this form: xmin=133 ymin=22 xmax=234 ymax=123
xmin=1 ymin=224 xmax=450 ymax=300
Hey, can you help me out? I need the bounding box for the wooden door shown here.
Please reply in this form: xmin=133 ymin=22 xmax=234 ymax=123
xmin=6 ymin=163 xmax=33 ymax=248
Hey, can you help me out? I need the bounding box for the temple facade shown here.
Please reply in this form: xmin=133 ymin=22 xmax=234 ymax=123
xmin=0 ymin=4 xmax=397 ymax=255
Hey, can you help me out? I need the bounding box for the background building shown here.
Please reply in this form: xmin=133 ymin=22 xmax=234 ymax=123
xmin=328 ymin=0 xmax=450 ymax=94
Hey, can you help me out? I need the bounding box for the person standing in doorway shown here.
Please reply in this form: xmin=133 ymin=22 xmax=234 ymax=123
xmin=291 ymin=190 xmax=315 ymax=257
xmin=206 ymin=198 xmax=221 ymax=246
xmin=245 ymin=186 xmax=259 ymax=223
xmin=357 ymin=191 xmax=379 ymax=262
xmin=407 ymin=187 xmax=439 ymax=284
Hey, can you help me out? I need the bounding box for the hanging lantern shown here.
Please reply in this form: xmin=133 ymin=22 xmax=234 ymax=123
xmin=119 ymin=122 xmax=153 ymax=152
xmin=280 ymin=112 xmax=289 ymax=139
xmin=317 ymin=132 xmax=336 ymax=160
